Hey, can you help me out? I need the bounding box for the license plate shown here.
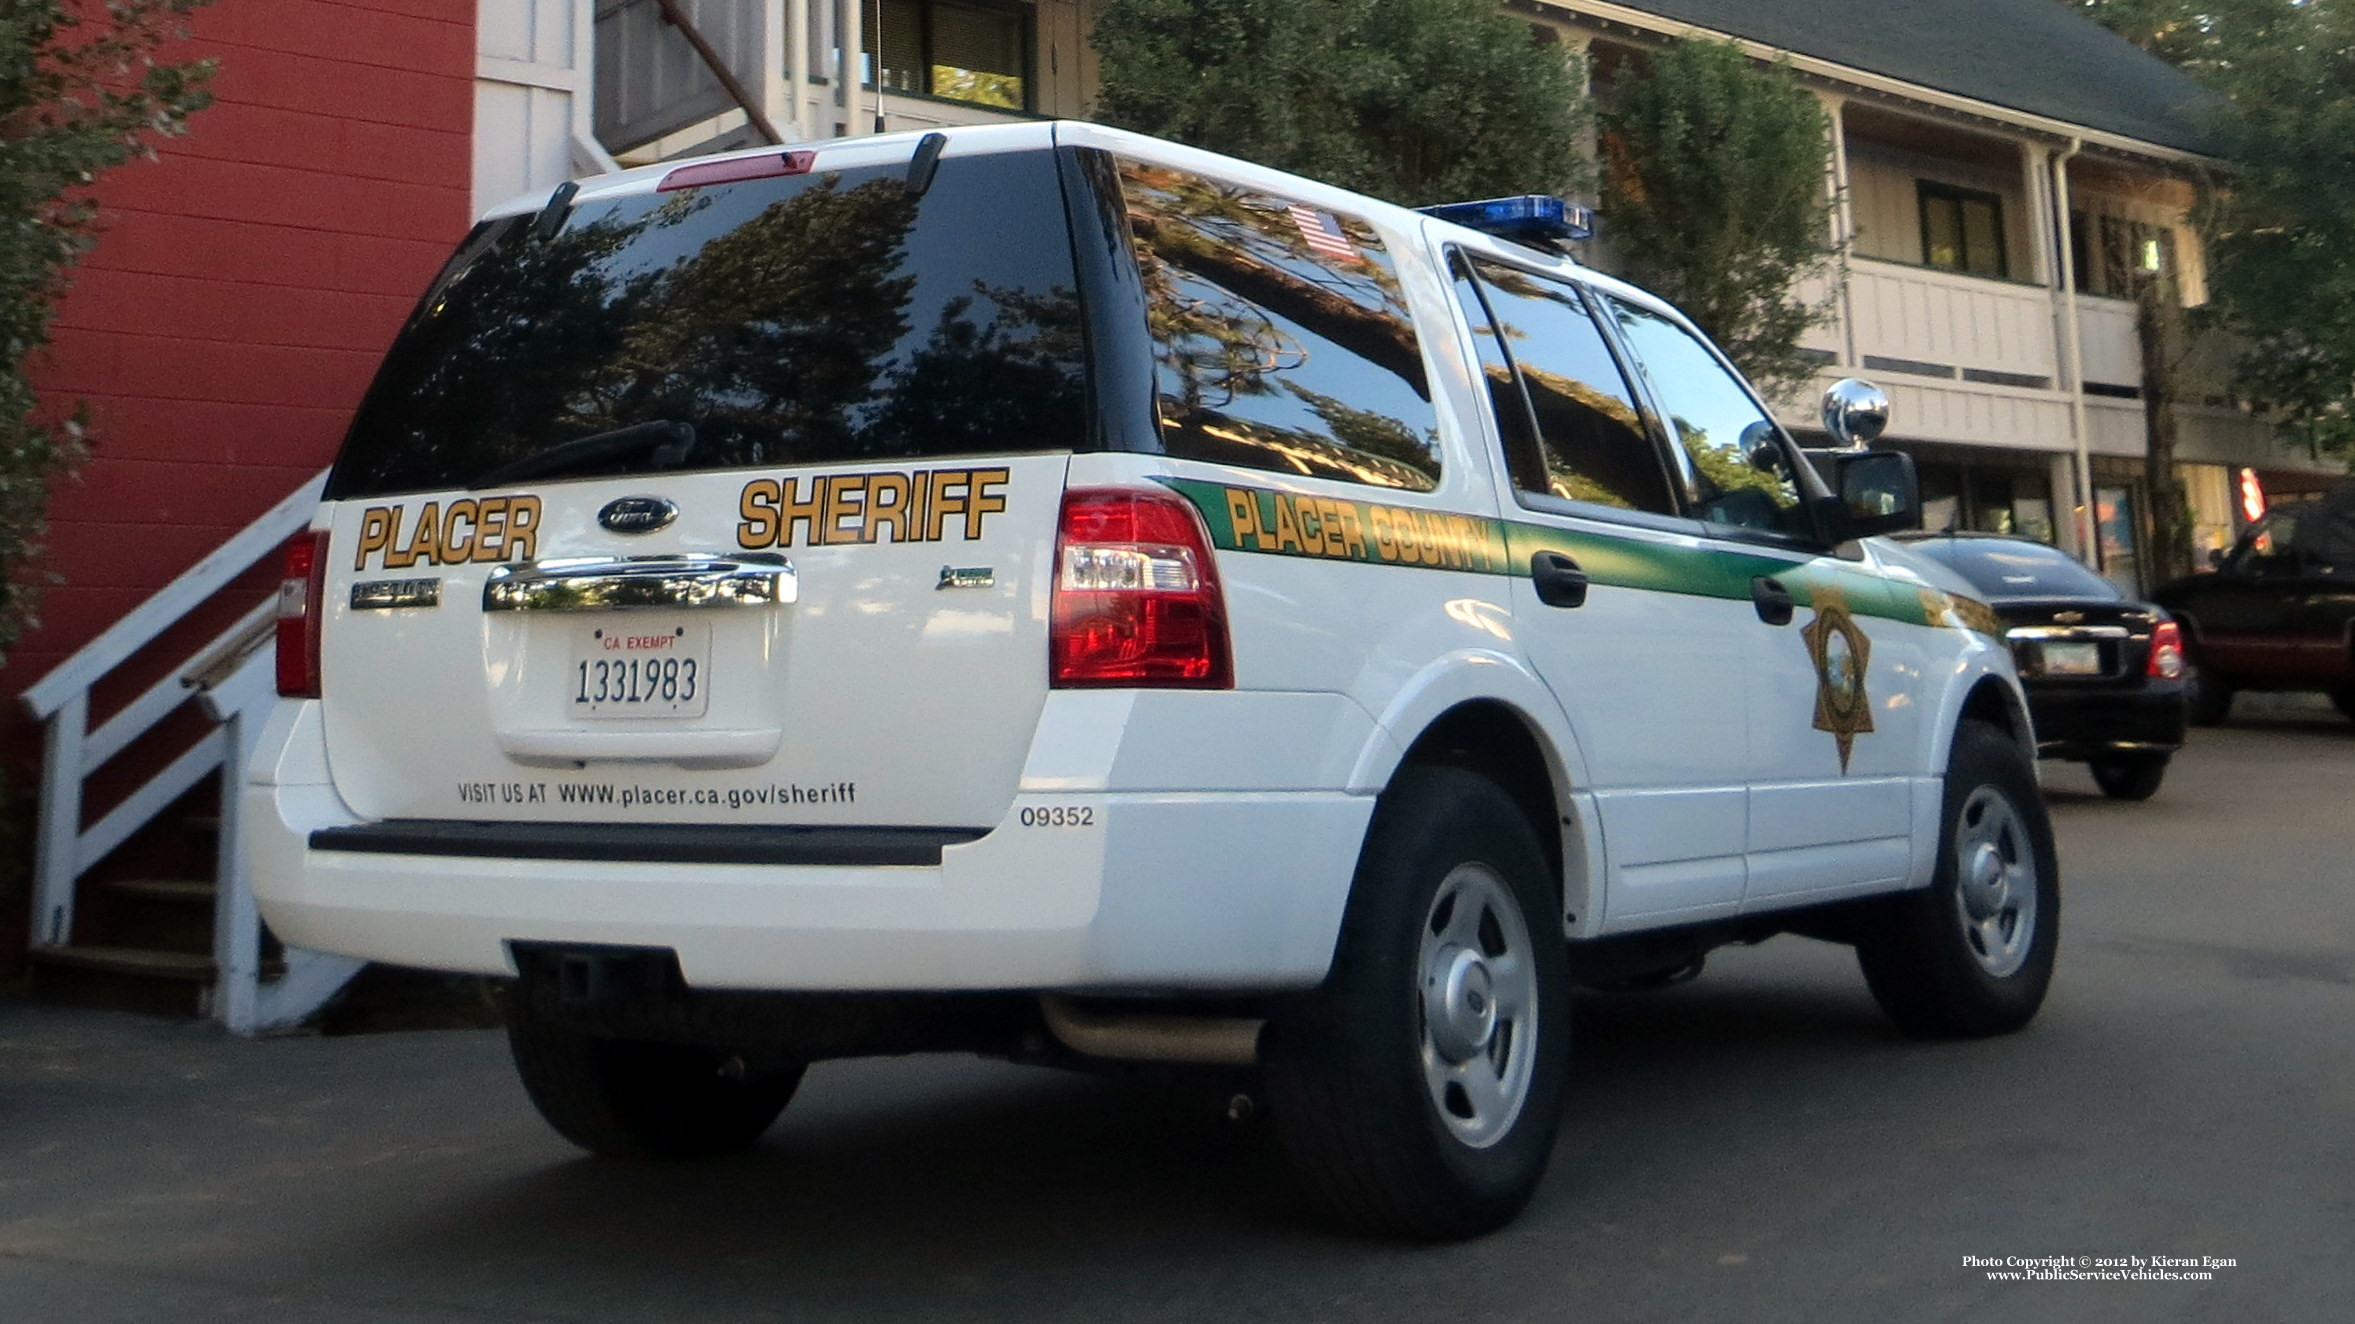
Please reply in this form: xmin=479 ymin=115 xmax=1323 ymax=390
xmin=571 ymin=623 xmax=710 ymax=718
xmin=2038 ymin=641 xmax=2102 ymax=677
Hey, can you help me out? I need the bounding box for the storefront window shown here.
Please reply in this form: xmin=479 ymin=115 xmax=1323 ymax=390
xmin=2097 ymin=484 xmax=2141 ymax=595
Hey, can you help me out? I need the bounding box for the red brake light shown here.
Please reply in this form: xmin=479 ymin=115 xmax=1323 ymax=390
xmin=276 ymin=530 xmax=329 ymax=698
xmin=1050 ymin=488 xmax=1232 ymax=688
xmin=657 ymin=150 xmax=817 ymax=192
xmin=2148 ymin=619 xmax=2186 ymax=680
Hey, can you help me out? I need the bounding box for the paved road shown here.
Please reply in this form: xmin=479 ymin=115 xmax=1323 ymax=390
xmin=4 ymin=701 xmax=2351 ymax=1322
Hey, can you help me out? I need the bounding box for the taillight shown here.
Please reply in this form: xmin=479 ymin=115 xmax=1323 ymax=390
xmin=2148 ymin=619 xmax=2186 ymax=680
xmin=276 ymin=530 xmax=329 ymax=697
xmin=1050 ymin=488 xmax=1232 ymax=688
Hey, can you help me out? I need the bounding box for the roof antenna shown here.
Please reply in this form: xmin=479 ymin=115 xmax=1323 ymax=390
xmin=530 ymin=181 xmax=580 ymax=241
xmin=905 ymin=132 xmax=948 ymax=197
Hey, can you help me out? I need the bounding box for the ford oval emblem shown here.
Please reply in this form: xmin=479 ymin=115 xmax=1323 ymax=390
xmin=598 ymin=496 xmax=677 ymax=535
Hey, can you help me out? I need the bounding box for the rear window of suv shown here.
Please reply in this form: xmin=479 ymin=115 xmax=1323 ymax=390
xmin=1908 ymin=537 xmax=2120 ymax=601
xmin=326 ymin=149 xmax=1087 ymax=500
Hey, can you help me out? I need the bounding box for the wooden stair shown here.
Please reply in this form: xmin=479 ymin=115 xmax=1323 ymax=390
xmin=29 ymin=944 xmax=217 ymax=1018
xmin=26 ymin=806 xmax=266 ymax=1019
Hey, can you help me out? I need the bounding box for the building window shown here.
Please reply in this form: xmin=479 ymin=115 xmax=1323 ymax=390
xmin=2069 ymin=210 xmax=2175 ymax=297
xmin=1917 ymin=182 xmax=2008 ymax=279
xmin=866 ymin=0 xmax=1030 ymax=111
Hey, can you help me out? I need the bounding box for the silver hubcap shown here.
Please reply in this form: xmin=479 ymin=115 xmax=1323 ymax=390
xmin=1951 ymin=786 xmax=2038 ymax=977
xmin=1418 ymin=863 xmax=1539 ymax=1149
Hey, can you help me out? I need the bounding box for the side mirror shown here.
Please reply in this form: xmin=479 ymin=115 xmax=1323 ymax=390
xmin=2206 ymin=547 xmax=2225 ymax=569
xmin=1821 ymin=449 xmax=1919 ymax=541
xmin=1821 ymin=378 xmax=1890 ymax=449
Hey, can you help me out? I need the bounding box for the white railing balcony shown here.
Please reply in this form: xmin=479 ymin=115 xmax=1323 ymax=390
xmin=1844 ymin=258 xmax=2062 ymax=389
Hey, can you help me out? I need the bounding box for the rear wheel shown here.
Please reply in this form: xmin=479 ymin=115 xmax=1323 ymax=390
xmin=2186 ymin=670 xmax=2234 ymax=726
xmin=1856 ymin=721 xmax=2059 ymax=1037
xmin=1264 ymin=765 xmax=1570 ymax=1240
xmin=2088 ymin=754 xmax=2168 ymax=801
xmin=507 ymin=997 xmax=802 ymax=1160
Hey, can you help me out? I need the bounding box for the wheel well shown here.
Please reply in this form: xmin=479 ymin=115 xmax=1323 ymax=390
xmin=1396 ymin=701 xmax=1565 ymax=893
xmin=1959 ymin=677 xmax=2028 ymax=749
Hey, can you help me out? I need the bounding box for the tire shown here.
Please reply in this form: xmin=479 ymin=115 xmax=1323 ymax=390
xmin=2088 ymin=754 xmax=2168 ymax=801
xmin=2330 ymin=687 xmax=2355 ymax=723
xmin=506 ymin=996 xmax=803 ymax=1160
xmin=1263 ymin=765 xmax=1571 ymax=1240
xmin=1856 ymin=721 xmax=2060 ymax=1038
xmin=2185 ymin=670 xmax=2233 ymax=727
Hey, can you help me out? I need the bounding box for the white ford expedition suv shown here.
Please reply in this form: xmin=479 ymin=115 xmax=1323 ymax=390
xmin=251 ymin=122 xmax=2057 ymax=1239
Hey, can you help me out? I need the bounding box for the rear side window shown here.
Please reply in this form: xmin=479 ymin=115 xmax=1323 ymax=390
xmin=1116 ymin=158 xmax=1441 ymax=491
xmin=1451 ymin=255 xmax=1676 ymax=515
xmin=326 ymin=150 xmax=1086 ymax=499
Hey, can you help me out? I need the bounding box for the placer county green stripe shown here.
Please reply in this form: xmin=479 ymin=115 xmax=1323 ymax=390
xmin=1159 ymin=476 xmax=1985 ymax=635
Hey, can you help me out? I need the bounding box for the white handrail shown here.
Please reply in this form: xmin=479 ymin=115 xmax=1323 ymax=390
xmin=17 ymin=471 xmax=352 ymax=1034
xmin=18 ymin=470 xmax=326 ymax=720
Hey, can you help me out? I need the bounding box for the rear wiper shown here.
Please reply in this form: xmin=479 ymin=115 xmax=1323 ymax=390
xmin=472 ymin=420 xmax=696 ymax=489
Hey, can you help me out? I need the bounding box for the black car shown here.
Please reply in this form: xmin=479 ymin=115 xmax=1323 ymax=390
xmin=2150 ymin=486 xmax=2355 ymax=727
xmin=1897 ymin=532 xmax=2189 ymax=800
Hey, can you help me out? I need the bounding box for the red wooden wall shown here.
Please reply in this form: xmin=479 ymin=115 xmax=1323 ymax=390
xmin=1 ymin=0 xmax=477 ymax=961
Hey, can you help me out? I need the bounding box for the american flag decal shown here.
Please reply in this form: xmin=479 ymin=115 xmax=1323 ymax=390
xmin=1287 ymin=204 xmax=1361 ymax=264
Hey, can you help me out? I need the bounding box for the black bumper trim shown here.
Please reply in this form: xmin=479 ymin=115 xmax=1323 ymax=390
xmin=308 ymin=820 xmax=989 ymax=867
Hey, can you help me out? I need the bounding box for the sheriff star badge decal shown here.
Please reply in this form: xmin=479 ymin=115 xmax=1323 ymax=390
xmin=1800 ymin=582 xmax=1874 ymax=773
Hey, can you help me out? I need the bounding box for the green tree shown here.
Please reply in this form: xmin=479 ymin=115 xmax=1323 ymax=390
xmin=1596 ymin=39 xmax=1837 ymax=401
xmin=1090 ymin=0 xmax=1591 ymax=207
xmin=0 ymin=0 xmax=212 ymax=665
xmin=2077 ymin=0 xmax=2355 ymax=460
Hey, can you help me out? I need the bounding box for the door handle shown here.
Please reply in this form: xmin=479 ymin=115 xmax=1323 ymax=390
xmin=1751 ymin=575 xmax=1795 ymax=626
xmin=1531 ymin=551 xmax=1589 ymax=609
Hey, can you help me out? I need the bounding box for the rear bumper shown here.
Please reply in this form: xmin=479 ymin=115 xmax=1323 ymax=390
xmin=247 ymin=699 xmax=1375 ymax=993
xmin=2025 ymin=678 xmax=2187 ymax=761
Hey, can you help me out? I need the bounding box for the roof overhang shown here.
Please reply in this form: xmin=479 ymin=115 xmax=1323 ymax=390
xmin=1544 ymin=0 xmax=2226 ymax=170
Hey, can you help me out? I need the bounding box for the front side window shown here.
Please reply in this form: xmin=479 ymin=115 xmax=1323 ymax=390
xmin=1919 ymin=182 xmax=2008 ymax=279
xmin=868 ymin=0 xmax=1029 ymax=111
xmin=1118 ymin=158 xmax=1441 ymax=491
xmin=1451 ymin=256 xmax=1675 ymax=515
xmin=1604 ymin=299 xmax=1806 ymax=537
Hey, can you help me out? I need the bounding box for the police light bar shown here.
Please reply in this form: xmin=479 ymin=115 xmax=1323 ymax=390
xmin=1417 ymin=195 xmax=1594 ymax=245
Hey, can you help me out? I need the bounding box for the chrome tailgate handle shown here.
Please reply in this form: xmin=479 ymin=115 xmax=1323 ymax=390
xmin=483 ymin=554 xmax=795 ymax=612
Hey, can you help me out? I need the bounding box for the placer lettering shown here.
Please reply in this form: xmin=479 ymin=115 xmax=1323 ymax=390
xmin=355 ymin=496 xmax=542 ymax=571
xmin=1218 ymin=485 xmax=1506 ymax=572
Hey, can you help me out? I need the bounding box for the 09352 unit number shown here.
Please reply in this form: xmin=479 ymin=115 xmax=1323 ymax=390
xmin=1019 ymin=805 xmax=1095 ymax=828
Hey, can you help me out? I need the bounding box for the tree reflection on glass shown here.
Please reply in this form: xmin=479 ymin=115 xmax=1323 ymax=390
xmin=1120 ymin=159 xmax=1441 ymax=491
xmin=334 ymin=155 xmax=1087 ymax=498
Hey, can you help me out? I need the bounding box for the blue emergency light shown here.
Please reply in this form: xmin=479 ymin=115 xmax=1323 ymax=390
xmin=1417 ymin=195 xmax=1595 ymax=246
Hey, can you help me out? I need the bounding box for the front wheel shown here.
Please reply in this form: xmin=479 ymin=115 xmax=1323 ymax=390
xmin=2088 ymin=754 xmax=2169 ymax=801
xmin=1855 ymin=721 xmax=2060 ymax=1037
xmin=1264 ymin=765 xmax=1570 ymax=1240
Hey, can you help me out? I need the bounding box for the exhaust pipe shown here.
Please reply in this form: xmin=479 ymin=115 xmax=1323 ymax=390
xmin=1038 ymin=995 xmax=1263 ymax=1066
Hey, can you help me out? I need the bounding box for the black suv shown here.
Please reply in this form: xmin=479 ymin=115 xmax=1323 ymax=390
xmin=2151 ymin=487 xmax=2355 ymax=727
